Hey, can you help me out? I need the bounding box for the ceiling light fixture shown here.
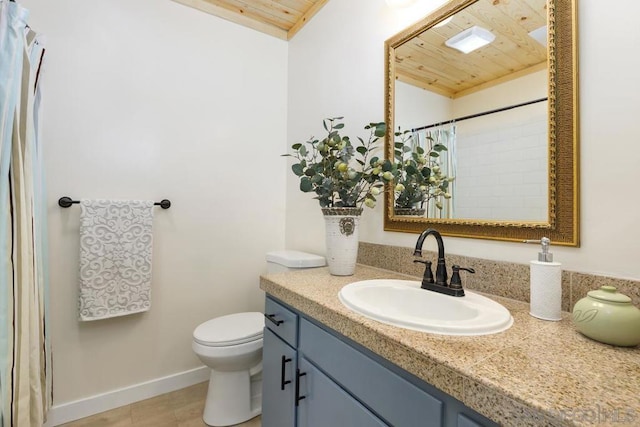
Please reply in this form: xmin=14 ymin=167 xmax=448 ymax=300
xmin=528 ymin=25 xmax=547 ymax=46
xmin=445 ymin=25 xmax=495 ymax=54
xmin=433 ymin=16 xmax=453 ymax=28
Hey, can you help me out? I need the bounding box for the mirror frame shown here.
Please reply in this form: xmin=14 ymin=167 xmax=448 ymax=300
xmin=384 ymin=0 xmax=579 ymax=246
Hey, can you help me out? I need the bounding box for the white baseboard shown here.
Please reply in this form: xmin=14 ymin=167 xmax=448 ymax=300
xmin=44 ymin=366 xmax=210 ymax=426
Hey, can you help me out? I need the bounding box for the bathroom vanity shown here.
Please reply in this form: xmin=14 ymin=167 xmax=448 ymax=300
xmin=260 ymin=265 xmax=640 ymax=427
xmin=262 ymin=297 xmax=496 ymax=427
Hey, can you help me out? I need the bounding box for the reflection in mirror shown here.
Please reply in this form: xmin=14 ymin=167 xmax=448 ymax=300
xmin=397 ymin=73 xmax=548 ymax=221
xmin=384 ymin=0 xmax=579 ymax=245
xmin=395 ymin=0 xmax=547 ymax=221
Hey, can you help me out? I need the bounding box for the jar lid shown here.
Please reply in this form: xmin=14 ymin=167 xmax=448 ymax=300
xmin=587 ymin=286 xmax=632 ymax=304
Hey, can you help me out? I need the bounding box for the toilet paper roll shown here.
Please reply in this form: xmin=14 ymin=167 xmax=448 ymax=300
xmin=530 ymin=260 xmax=562 ymax=321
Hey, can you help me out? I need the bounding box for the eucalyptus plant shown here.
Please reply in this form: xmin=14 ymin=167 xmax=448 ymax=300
xmin=284 ymin=117 xmax=393 ymax=209
xmin=392 ymin=129 xmax=453 ymax=210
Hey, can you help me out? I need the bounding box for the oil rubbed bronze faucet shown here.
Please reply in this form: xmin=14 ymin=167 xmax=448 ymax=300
xmin=413 ymin=228 xmax=474 ymax=297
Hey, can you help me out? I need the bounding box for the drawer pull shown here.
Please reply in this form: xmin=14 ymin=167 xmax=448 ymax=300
xmin=264 ymin=313 xmax=283 ymax=326
xmin=295 ymin=369 xmax=307 ymax=406
xmin=280 ymin=356 xmax=292 ymax=390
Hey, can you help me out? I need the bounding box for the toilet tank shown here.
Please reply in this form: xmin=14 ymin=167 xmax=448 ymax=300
xmin=266 ymin=250 xmax=326 ymax=273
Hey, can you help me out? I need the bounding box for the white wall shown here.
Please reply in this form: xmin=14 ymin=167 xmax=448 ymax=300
xmin=21 ymin=0 xmax=288 ymax=404
xmin=451 ymin=70 xmax=547 ymax=117
xmin=286 ymin=0 xmax=640 ymax=281
xmin=286 ymin=0 xmax=408 ymax=254
xmin=394 ymin=80 xmax=452 ymax=132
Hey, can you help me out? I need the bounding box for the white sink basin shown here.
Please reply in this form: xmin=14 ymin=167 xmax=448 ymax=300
xmin=339 ymin=279 xmax=513 ymax=336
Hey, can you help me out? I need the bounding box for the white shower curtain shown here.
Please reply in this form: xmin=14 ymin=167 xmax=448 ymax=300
xmin=0 ymin=1 xmax=51 ymax=426
xmin=412 ymin=123 xmax=457 ymax=219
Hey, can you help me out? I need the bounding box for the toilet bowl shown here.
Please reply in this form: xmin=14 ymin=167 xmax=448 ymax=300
xmin=193 ymin=250 xmax=325 ymax=426
xmin=192 ymin=312 xmax=264 ymax=426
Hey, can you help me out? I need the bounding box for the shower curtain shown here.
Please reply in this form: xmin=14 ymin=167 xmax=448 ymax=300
xmin=0 ymin=1 xmax=51 ymax=426
xmin=412 ymin=123 xmax=457 ymax=219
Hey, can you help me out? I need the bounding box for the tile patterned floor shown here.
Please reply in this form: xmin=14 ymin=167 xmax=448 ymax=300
xmin=59 ymin=382 xmax=261 ymax=427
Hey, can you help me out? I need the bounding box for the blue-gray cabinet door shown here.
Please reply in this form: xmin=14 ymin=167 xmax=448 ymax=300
xmin=262 ymin=328 xmax=297 ymax=427
xmin=297 ymin=357 xmax=388 ymax=427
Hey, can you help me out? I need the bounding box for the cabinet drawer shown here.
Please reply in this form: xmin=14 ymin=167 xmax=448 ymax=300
xmin=299 ymin=318 xmax=443 ymax=427
xmin=265 ymin=297 xmax=298 ymax=347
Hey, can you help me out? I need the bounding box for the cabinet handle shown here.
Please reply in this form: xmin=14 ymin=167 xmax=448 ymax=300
xmin=295 ymin=369 xmax=307 ymax=407
xmin=264 ymin=313 xmax=283 ymax=326
xmin=280 ymin=356 xmax=292 ymax=390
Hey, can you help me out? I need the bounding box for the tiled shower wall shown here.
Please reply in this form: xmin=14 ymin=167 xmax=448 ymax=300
xmin=357 ymin=242 xmax=640 ymax=312
xmin=454 ymin=104 xmax=548 ymax=221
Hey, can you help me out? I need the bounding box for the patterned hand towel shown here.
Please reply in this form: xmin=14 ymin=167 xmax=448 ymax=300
xmin=78 ymin=200 xmax=155 ymax=321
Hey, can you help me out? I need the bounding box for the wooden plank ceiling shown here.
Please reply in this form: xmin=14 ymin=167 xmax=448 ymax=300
xmin=172 ymin=0 xmax=329 ymax=40
xmin=395 ymin=0 xmax=548 ymax=98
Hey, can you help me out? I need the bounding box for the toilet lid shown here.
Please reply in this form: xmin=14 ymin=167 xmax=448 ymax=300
xmin=193 ymin=312 xmax=264 ymax=346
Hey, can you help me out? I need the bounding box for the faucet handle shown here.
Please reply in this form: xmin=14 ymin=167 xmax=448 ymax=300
xmin=413 ymin=259 xmax=434 ymax=285
xmin=450 ymin=265 xmax=475 ymax=290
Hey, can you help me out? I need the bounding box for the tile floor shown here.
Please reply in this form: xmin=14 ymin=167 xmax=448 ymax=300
xmin=59 ymin=382 xmax=261 ymax=427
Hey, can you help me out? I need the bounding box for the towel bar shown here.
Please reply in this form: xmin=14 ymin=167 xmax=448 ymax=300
xmin=58 ymin=196 xmax=171 ymax=209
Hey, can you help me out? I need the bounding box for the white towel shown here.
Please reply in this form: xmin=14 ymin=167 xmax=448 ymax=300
xmin=78 ymin=199 xmax=155 ymax=321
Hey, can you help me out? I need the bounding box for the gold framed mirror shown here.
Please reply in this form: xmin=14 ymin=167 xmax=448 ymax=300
xmin=384 ymin=0 xmax=579 ymax=246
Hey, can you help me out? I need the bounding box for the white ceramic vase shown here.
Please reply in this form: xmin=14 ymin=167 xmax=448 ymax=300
xmin=321 ymin=207 xmax=363 ymax=276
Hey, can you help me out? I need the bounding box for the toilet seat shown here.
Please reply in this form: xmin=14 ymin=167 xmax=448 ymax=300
xmin=194 ymin=312 xmax=264 ymax=347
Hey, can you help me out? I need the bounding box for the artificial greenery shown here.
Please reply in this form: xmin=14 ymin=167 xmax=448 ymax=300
xmin=392 ymin=129 xmax=453 ymax=211
xmin=284 ymin=117 xmax=393 ymax=209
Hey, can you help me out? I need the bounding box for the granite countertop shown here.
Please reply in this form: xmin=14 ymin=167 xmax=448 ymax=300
xmin=260 ymin=265 xmax=640 ymax=427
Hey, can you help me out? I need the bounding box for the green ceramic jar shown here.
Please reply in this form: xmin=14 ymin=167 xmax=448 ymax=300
xmin=572 ymin=286 xmax=640 ymax=347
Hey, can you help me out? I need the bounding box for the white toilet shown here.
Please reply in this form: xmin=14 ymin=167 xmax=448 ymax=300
xmin=192 ymin=250 xmax=325 ymax=427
